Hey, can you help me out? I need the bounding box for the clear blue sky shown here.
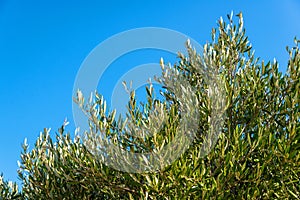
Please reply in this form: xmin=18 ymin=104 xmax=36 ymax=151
xmin=0 ymin=0 xmax=299 ymax=183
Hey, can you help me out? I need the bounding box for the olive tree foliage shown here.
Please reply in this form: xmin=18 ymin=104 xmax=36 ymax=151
xmin=0 ymin=175 xmax=20 ymax=199
xmin=1 ymin=13 xmax=299 ymax=199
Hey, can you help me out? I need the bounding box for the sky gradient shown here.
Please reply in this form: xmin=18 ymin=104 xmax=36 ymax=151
xmin=0 ymin=0 xmax=299 ymax=183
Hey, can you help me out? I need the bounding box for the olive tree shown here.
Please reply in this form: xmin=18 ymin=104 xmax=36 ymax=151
xmin=1 ymin=12 xmax=299 ymax=199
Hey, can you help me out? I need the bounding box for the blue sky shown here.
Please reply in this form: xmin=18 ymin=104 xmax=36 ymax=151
xmin=0 ymin=0 xmax=299 ymax=183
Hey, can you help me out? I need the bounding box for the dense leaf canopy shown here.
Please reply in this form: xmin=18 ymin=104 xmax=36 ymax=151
xmin=1 ymin=13 xmax=299 ymax=199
